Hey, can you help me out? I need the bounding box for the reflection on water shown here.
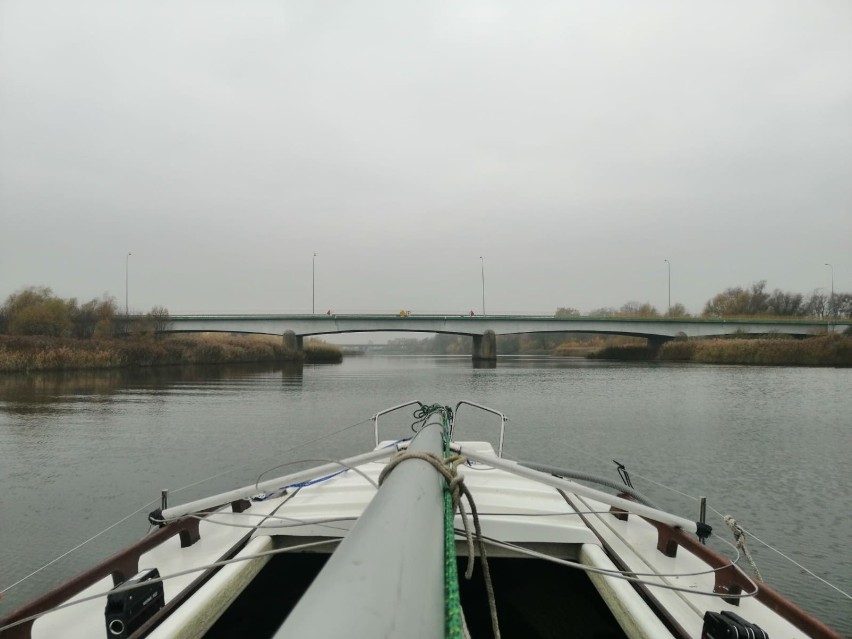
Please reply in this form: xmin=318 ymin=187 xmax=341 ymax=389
xmin=0 ymin=369 xmax=129 ymax=414
xmin=0 ymin=362 xmax=305 ymax=415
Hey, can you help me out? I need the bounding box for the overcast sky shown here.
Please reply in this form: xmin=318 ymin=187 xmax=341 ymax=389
xmin=1 ymin=0 xmax=850 ymax=318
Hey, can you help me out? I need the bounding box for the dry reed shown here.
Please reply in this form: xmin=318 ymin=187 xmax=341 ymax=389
xmin=658 ymin=335 xmax=851 ymax=366
xmin=0 ymin=334 xmax=307 ymax=372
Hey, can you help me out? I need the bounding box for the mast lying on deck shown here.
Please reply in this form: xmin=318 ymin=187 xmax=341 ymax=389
xmin=274 ymin=423 xmax=447 ymax=639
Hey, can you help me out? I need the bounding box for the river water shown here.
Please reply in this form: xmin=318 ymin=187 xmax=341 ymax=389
xmin=0 ymin=356 xmax=850 ymax=635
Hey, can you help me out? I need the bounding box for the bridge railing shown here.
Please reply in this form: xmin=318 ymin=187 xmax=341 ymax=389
xmin=165 ymin=313 xmax=848 ymax=325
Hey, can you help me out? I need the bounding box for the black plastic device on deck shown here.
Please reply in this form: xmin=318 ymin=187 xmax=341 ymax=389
xmin=104 ymin=568 xmax=164 ymax=638
xmin=702 ymin=610 xmax=769 ymax=638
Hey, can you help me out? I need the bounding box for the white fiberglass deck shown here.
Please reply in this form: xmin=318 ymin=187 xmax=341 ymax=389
xmin=26 ymin=440 xmax=819 ymax=639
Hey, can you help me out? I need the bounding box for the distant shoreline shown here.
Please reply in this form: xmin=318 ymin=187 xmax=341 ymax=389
xmin=2 ymin=334 xmax=849 ymax=371
xmin=0 ymin=334 xmax=342 ymax=373
xmin=586 ymin=334 xmax=852 ymax=367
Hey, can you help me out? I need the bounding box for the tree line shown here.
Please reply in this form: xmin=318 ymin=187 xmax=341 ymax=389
xmin=700 ymin=281 xmax=849 ymax=319
xmin=384 ymin=280 xmax=850 ymax=355
xmin=559 ymin=280 xmax=850 ymax=320
xmin=1 ymin=279 xmax=848 ymax=341
xmin=0 ymin=286 xmax=169 ymax=338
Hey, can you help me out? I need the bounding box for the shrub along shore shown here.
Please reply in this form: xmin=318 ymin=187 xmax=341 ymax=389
xmin=0 ymin=334 xmax=342 ymax=372
xmin=588 ymin=334 xmax=852 ymax=367
xmin=2 ymin=332 xmax=849 ymax=372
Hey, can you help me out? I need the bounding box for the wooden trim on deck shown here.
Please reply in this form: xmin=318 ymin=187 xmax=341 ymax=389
xmin=0 ymin=502 xmax=246 ymax=639
xmin=642 ymin=519 xmax=840 ymax=639
xmin=583 ymin=492 xmax=841 ymax=639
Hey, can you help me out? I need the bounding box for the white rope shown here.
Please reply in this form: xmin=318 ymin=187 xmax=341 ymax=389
xmin=169 ymin=417 xmax=374 ymax=496
xmin=1 ymin=418 xmax=375 ymax=596
xmin=254 ymin=457 xmax=379 ymax=491
xmin=190 ymin=513 xmax=356 ymax=533
xmin=724 ymin=515 xmax=762 ymax=581
xmin=617 ymin=467 xmax=851 ymax=600
xmin=741 ymin=527 xmax=852 ymax=601
xmin=0 ymin=539 xmax=341 ymax=635
xmin=473 ymin=534 xmax=760 ymax=599
xmin=0 ymin=498 xmax=158 ymax=596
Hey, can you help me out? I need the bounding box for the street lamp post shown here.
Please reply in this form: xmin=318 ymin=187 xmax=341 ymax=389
xmin=825 ymin=263 xmax=834 ymax=321
xmin=125 ymin=252 xmax=132 ymax=316
xmin=480 ymin=256 xmax=486 ymax=316
xmin=664 ymin=259 xmax=671 ymax=315
xmin=312 ymin=253 xmax=317 ymax=315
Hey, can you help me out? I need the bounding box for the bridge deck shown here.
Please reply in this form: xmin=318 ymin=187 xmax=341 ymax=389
xmin=160 ymin=314 xmax=848 ymax=340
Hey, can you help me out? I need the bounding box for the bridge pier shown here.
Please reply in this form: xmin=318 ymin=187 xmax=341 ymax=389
xmin=472 ymin=330 xmax=497 ymax=361
xmin=646 ymin=336 xmax=671 ymax=351
xmin=282 ymin=331 xmax=303 ymax=353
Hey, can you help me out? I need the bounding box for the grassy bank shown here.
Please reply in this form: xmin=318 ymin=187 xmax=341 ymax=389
xmin=588 ymin=335 xmax=852 ymax=367
xmin=588 ymin=345 xmax=659 ymax=361
xmin=552 ymin=344 xmax=600 ymax=357
xmin=0 ymin=334 xmax=342 ymax=372
xmin=303 ymin=339 xmax=343 ymax=364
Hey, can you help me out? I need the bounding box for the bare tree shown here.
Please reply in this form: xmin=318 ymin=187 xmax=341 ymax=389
xmin=704 ymin=281 xmax=770 ymax=317
xmin=805 ymin=290 xmax=829 ymax=319
xmin=766 ymin=289 xmax=805 ymax=316
xmin=148 ymin=306 xmax=170 ymax=334
xmin=666 ymin=303 xmax=690 ymax=318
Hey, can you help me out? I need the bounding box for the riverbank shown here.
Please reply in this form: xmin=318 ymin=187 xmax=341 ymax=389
xmin=0 ymin=334 xmax=342 ymax=372
xmin=588 ymin=334 xmax=852 ymax=366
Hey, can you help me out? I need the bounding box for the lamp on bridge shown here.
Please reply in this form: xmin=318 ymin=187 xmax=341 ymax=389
xmin=825 ymin=263 xmax=834 ymax=321
xmin=664 ymin=259 xmax=671 ymax=316
xmin=313 ymin=252 xmax=317 ymax=315
xmin=480 ymin=256 xmax=486 ymax=316
xmin=126 ymin=252 xmax=132 ymax=316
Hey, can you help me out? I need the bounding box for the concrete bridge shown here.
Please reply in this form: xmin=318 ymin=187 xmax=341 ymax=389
xmin=160 ymin=314 xmax=849 ymax=360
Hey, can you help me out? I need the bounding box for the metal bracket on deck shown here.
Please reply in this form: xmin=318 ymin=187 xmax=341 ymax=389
xmin=609 ymin=493 xmax=631 ymax=522
xmin=644 ymin=518 xmax=751 ymax=605
xmin=231 ymin=499 xmax=251 ymax=513
xmin=0 ymin=512 xmax=219 ymax=639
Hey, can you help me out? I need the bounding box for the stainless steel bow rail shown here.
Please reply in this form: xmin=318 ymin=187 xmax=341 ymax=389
xmin=373 ymin=400 xmax=507 ymax=457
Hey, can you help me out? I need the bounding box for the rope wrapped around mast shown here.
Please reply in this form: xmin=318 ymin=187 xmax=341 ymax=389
xmin=379 ymin=405 xmax=500 ymax=639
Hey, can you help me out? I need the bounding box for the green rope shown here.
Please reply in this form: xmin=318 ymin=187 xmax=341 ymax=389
xmin=412 ymin=403 xmax=463 ymax=638
xmin=441 ymin=407 xmax=464 ymax=639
